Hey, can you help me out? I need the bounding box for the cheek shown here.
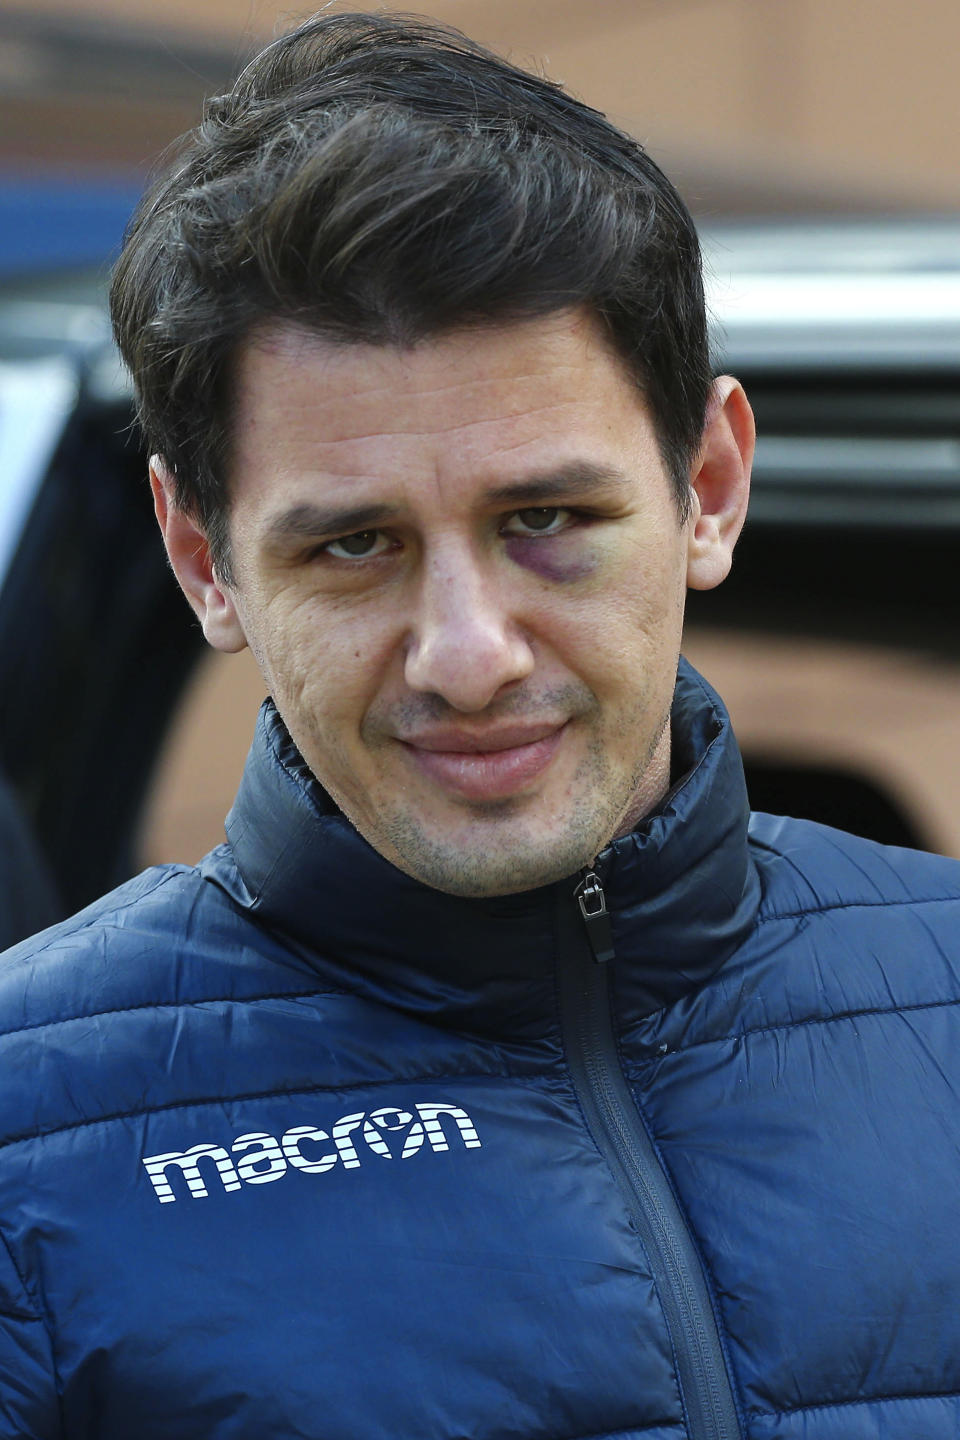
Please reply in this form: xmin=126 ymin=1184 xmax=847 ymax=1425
xmin=504 ymin=536 xmax=601 ymax=584
xmin=264 ymin=596 xmax=402 ymax=731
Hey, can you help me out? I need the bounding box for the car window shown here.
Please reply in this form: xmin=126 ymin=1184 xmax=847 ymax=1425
xmin=0 ymin=356 xmax=77 ymax=595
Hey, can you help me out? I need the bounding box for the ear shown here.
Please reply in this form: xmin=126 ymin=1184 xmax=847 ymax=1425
xmin=685 ymin=377 xmax=754 ymax=592
xmin=149 ymin=458 xmax=248 ymax=653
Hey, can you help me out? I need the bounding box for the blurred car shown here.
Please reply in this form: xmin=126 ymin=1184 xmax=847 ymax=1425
xmin=690 ymin=219 xmax=960 ymax=857
xmin=0 ymin=266 xmax=205 ymax=934
xmin=1 ymin=218 xmax=959 ymax=947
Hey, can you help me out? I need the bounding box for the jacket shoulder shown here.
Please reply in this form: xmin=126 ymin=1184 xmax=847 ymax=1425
xmin=0 ymin=864 xmax=196 ymax=1022
xmin=0 ymin=853 xmax=335 ymax=1144
xmin=675 ymin=815 xmax=960 ymax=1049
xmin=748 ymin=811 xmax=960 ymax=920
xmin=0 ymin=850 xmax=326 ymax=1014
xmin=1 ymin=858 xmax=281 ymax=1021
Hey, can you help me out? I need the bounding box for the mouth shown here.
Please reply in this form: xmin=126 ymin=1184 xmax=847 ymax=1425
xmin=399 ymin=723 xmax=568 ymax=802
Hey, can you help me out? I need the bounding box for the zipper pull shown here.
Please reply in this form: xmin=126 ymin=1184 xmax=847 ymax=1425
xmin=575 ymin=870 xmax=615 ymax=964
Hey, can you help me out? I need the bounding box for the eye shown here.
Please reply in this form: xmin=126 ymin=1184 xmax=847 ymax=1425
xmin=324 ymin=529 xmax=392 ymax=560
xmin=503 ymin=507 xmax=572 ymax=536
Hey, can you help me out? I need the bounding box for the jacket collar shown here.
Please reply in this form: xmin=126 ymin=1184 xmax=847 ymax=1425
xmin=212 ymin=659 xmax=760 ymax=1037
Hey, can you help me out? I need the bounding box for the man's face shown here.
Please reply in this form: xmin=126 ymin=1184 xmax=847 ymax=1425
xmin=209 ymin=310 xmax=706 ymax=896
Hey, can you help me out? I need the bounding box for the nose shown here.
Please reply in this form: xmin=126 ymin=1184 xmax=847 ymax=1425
xmin=403 ymin=547 xmax=535 ymax=711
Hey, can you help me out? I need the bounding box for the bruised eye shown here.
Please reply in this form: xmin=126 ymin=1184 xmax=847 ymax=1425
xmin=503 ymin=507 xmax=571 ymax=536
xmin=325 ymin=529 xmax=391 ymax=559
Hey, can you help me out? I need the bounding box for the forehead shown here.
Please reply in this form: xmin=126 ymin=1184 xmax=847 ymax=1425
xmin=227 ymin=309 xmax=662 ymax=514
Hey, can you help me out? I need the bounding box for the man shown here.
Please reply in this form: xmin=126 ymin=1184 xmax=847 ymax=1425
xmin=1 ymin=12 xmax=959 ymax=1439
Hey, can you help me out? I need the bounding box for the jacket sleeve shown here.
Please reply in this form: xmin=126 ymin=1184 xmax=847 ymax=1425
xmin=0 ymin=1230 xmax=61 ymax=1439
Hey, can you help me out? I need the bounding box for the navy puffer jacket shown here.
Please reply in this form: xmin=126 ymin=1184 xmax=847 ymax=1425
xmin=2 ymin=661 xmax=960 ymax=1439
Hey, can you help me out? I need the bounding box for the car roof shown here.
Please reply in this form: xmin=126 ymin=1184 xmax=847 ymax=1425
xmin=2 ymin=216 xmax=959 ymax=543
xmin=703 ymin=217 xmax=960 ymax=369
xmin=4 ymin=213 xmax=960 ymax=364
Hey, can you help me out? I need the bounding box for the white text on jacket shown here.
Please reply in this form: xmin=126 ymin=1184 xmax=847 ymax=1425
xmin=142 ymin=1102 xmax=482 ymax=1203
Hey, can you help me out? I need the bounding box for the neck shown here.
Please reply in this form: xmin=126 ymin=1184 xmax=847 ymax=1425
xmin=613 ymin=710 xmax=672 ymax=841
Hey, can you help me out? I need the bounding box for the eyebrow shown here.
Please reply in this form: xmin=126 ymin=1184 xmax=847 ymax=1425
xmin=483 ymin=460 xmax=628 ymax=507
xmin=263 ymin=501 xmax=400 ymax=547
xmin=261 ymin=461 xmax=629 ymax=547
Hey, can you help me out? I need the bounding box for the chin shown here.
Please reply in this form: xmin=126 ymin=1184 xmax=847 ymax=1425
xmin=380 ymin=812 xmax=603 ymax=898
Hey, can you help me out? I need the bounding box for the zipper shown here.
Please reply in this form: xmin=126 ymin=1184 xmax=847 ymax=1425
xmin=576 ymin=870 xmax=616 ymax=964
xmin=559 ymin=869 xmax=742 ymax=1440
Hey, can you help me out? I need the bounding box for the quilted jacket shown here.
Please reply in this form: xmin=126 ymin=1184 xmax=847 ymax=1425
xmin=1 ymin=660 xmax=960 ymax=1440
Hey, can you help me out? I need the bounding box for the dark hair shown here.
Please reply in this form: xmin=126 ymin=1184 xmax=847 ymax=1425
xmin=111 ymin=11 xmax=710 ymax=580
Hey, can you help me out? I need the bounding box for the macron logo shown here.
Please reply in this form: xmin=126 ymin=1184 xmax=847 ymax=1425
xmin=142 ymin=1101 xmax=481 ymax=1204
